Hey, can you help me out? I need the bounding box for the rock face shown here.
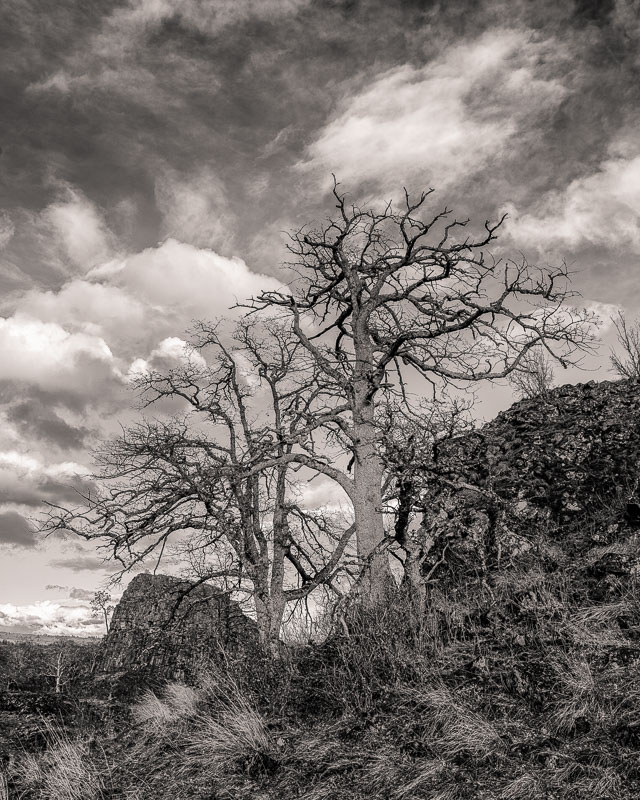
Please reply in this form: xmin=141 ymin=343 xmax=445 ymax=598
xmin=420 ymin=378 xmax=640 ymax=597
xmin=97 ymin=574 xmax=258 ymax=682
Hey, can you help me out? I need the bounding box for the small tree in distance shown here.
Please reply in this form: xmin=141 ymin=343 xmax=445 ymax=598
xmin=507 ymin=348 xmax=556 ymax=400
xmin=611 ymin=310 xmax=640 ymax=380
xmin=91 ymin=590 xmax=114 ymax=634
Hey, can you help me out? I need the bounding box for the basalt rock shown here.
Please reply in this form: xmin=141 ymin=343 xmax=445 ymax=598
xmin=96 ymin=574 xmax=258 ymax=684
xmin=420 ymin=379 xmax=640 ymax=594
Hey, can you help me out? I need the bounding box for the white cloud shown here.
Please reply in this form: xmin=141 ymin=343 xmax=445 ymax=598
xmin=18 ymin=279 xmax=147 ymax=352
xmin=0 ymin=313 xmax=116 ymax=392
xmin=7 ymin=235 xmax=283 ymax=406
xmin=128 ymin=336 xmax=207 ymax=377
xmin=44 ymin=187 xmax=115 ymax=269
xmin=585 ymin=301 xmax=621 ymax=334
xmin=92 ymin=238 xmax=281 ymax=321
xmin=0 ymin=599 xmax=102 ymax=636
xmin=504 ymin=146 xmax=640 ymax=253
xmin=155 ymin=167 xmax=236 ymax=250
xmin=300 ymin=29 xmax=568 ymax=194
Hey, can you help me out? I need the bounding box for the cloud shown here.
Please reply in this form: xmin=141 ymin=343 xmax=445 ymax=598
xmin=504 ymin=144 xmax=640 ymax=253
xmin=0 ymin=213 xmax=15 ymax=249
xmin=0 ymin=598 xmax=103 ymax=636
xmin=29 ymin=0 xmax=310 ymax=106
xmin=45 ymin=584 xmax=95 ymax=601
xmin=0 ymin=510 xmax=37 ymax=548
xmin=155 ymin=168 xmax=237 ymax=250
xmin=49 ymin=555 xmax=111 ymax=572
xmin=6 ymin=397 xmax=93 ymax=450
xmin=17 ymin=279 xmax=148 ymax=351
xmin=0 ymin=450 xmax=92 ymax=507
xmin=128 ymin=336 xmax=207 ymax=378
xmin=299 ymin=28 xmax=568 ymax=194
xmin=0 ymin=313 xmax=117 ymax=396
xmin=91 ymin=238 xmax=282 ymax=323
xmin=43 ymin=185 xmax=116 ymax=270
xmin=585 ymin=301 xmax=622 ymax=333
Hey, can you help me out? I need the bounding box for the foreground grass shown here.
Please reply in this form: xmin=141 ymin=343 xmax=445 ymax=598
xmin=6 ymin=557 xmax=640 ymax=800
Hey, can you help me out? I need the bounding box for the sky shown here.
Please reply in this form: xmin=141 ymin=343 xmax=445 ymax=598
xmin=1 ymin=0 xmax=639 ymax=635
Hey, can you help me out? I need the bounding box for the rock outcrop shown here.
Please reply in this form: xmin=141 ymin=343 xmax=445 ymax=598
xmin=97 ymin=574 xmax=258 ymax=682
xmin=420 ymin=378 xmax=640 ymax=598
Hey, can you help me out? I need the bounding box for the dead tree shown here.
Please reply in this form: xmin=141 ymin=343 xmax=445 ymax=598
xmin=611 ymin=311 xmax=640 ymax=380
xmin=247 ymin=181 xmax=597 ymax=604
xmin=507 ymin=347 xmax=556 ymax=400
xmin=46 ymin=319 xmax=354 ymax=651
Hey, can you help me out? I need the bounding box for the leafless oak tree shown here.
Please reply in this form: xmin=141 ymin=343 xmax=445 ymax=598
xmin=46 ymin=319 xmax=354 ymax=651
xmin=246 ymin=182 xmax=597 ymax=604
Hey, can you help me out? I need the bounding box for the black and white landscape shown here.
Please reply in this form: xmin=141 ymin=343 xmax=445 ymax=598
xmin=2 ymin=1 xmax=640 ymax=798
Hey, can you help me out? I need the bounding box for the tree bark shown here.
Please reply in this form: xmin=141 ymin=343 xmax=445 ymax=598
xmin=352 ymin=377 xmax=393 ymax=605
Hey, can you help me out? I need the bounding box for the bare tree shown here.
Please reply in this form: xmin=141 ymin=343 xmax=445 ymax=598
xmin=47 ymin=319 xmax=354 ymax=651
xmin=611 ymin=310 xmax=640 ymax=380
xmin=381 ymin=395 xmax=473 ymax=617
xmin=507 ymin=348 xmax=556 ymax=400
xmin=247 ymin=182 xmax=597 ymax=604
xmin=91 ymin=590 xmax=114 ymax=634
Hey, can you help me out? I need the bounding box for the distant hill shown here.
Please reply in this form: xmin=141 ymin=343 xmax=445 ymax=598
xmin=0 ymin=628 xmax=101 ymax=646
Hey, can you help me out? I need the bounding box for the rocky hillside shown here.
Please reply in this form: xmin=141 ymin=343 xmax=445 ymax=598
xmin=420 ymin=378 xmax=640 ymax=598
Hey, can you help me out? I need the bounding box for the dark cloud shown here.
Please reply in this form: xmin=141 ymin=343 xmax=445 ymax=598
xmin=45 ymin=584 xmax=94 ymax=600
xmin=45 ymin=583 xmax=68 ymax=592
xmin=0 ymin=510 xmax=37 ymax=548
xmin=0 ymin=470 xmax=96 ymax=508
xmin=6 ymin=398 xmax=93 ymax=449
xmin=49 ymin=555 xmax=109 ymax=572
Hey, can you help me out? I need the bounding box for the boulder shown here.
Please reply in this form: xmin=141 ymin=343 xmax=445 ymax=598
xmin=97 ymin=573 xmax=258 ymax=683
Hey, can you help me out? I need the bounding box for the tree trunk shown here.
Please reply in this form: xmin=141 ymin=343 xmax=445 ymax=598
xmin=401 ymin=535 xmax=427 ymax=625
xmin=254 ymin=590 xmax=286 ymax=656
xmin=352 ymin=379 xmax=393 ymax=605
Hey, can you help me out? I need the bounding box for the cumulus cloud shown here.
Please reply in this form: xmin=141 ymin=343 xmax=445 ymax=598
xmin=300 ymin=28 xmax=568 ymax=194
xmin=0 ymin=450 xmax=92 ymax=507
xmin=504 ymin=144 xmax=640 ymax=253
xmin=0 ymin=598 xmax=103 ymax=636
xmin=18 ymin=279 xmax=148 ymax=353
xmin=128 ymin=336 xmax=207 ymax=378
xmin=91 ymin=238 xmax=282 ymax=322
xmin=0 ymin=510 xmax=37 ymax=548
xmin=0 ymin=313 xmax=117 ymax=394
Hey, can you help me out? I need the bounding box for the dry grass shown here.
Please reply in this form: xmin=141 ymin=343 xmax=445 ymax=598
xmin=182 ymin=668 xmax=274 ymax=779
xmin=12 ymin=723 xmax=105 ymax=800
xmin=0 ymin=772 xmax=8 ymax=800
xmin=131 ymin=682 xmax=200 ymax=732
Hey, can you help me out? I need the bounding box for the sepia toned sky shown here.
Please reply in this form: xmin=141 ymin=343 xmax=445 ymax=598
xmin=1 ymin=0 xmax=639 ymax=634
